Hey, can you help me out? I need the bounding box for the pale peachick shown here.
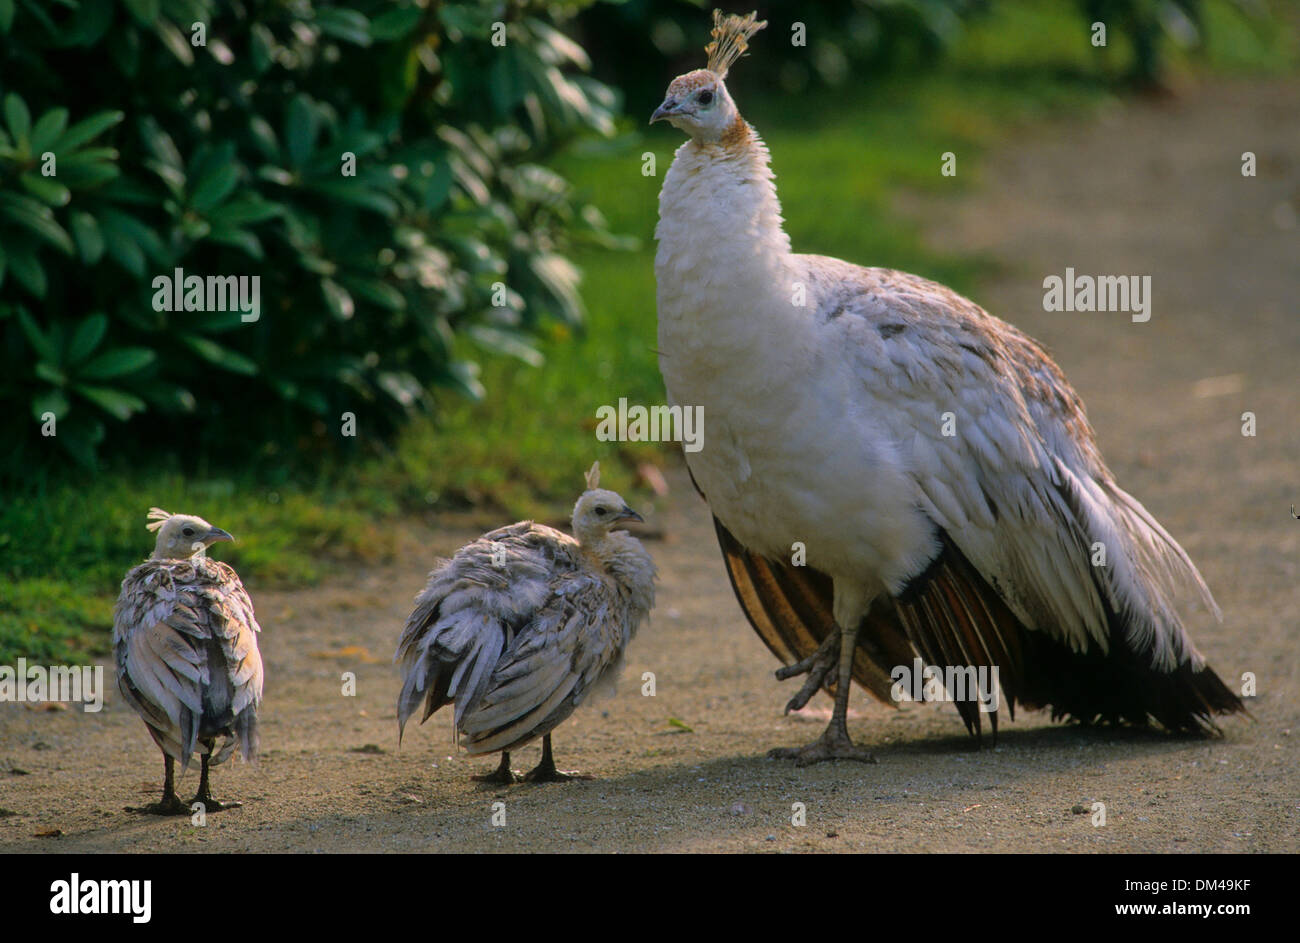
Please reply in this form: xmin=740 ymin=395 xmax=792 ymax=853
xmin=114 ymin=508 xmax=262 ymax=811
xmin=395 ymin=463 xmax=656 ymax=782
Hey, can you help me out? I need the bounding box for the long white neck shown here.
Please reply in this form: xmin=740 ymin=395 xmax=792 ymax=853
xmin=655 ymin=128 xmax=794 ymax=310
xmin=654 ymin=124 xmax=813 ymax=387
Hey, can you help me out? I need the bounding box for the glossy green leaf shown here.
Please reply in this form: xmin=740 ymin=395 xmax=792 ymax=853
xmin=17 ymin=308 xmax=57 ymax=361
xmin=31 ymin=389 xmax=70 ymax=422
xmin=69 ymin=212 xmax=105 ymax=265
xmin=6 ymin=244 xmax=48 ymax=296
xmin=29 ymin=107 xmax=69 ymax=153
xmin=54 ymin=109 xmax=123 ymax=152
xmin=74 ymin=384 xmax=146 ymax=421
xmin=285 ymin=94 xmax=318 ymax=168
xmin=4 ymin=92 xmax=31 ymax=145
xmin=78 ymin=347 xmax=156 ymax=380
xmin=66 ymin=313 xmax=108 ymax=363
xmin=190 ymin=162 xmax=240 ymax=212
xmin=18 ymin=172 xmax=70 ymax=206
xmin=370 ymin=6 xmax=422 ymax=41
xmin=315 ymin=7 xmax=371 ymax=46
xmin=179 ymin=335 xmax=258 ymax=375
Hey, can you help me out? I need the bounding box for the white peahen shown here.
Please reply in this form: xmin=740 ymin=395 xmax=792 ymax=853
xmin=652 ymin=11 xmax=1243 ymax=765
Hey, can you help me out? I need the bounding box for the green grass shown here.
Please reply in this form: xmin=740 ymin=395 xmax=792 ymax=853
xmin=2 ymin=0 xmax=1293 ymax=665
xmin=0 ymin=475 xmax=399 ymax=662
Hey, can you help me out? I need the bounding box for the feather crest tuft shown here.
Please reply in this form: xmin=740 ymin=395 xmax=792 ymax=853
xmin=146 ymin=507 xmax=173 ymax=532
xmin=705 ymin=9 xmax=767 ymax=78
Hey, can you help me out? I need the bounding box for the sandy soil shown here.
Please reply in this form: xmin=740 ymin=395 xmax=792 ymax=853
xmin=2 ymin=77 xmax=1296 ymax=854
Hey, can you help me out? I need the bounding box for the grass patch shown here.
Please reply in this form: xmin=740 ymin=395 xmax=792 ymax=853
xmin=0 ymin=580 xmax=115 ymax=665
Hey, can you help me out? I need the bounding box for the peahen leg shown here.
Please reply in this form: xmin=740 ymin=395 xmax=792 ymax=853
xmin=768 ymin=619 xmax=877 ymax=766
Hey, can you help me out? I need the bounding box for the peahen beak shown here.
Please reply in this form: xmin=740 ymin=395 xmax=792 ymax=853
xmin=205 ymin=527 xmax=235 ymax=545
xmin=650 ymin=98 xmax=681 ymax=124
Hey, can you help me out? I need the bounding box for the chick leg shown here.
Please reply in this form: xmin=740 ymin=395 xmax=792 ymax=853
xmin=191 ymin=751 xmax=241 ymax=811
xmin=128 ymin=755 xmax=190 ymax=815
xmin=768 ymin=619 xmax=877 ymax=766
xmin=523 ymin=734 xmax=592 ymax=783
xmin=471 ymin=751 xmax=518 ymax=785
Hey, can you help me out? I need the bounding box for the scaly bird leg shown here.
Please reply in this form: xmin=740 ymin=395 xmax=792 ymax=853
xmin=471 ymin=751 xmax=518 ymax=785
xmin=774 ymin=631 xmax=840 ymax=713
xmin=522 ymin=734 xmax=592 ymax=784
xmin=768 ymin=621 xmax=877 ymax=766
xmin=128 ymin=754 xmax=189 ymax=815
xmin=191 ymin=751 xmax=241 ymax=811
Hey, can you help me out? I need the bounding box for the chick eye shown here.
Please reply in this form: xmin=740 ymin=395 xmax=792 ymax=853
xmin=182 ymin=527 xmax=195 ymax=537
xmin=697 ymin=90 xmax=714 ymax=105
xmin=595 ymin=507 xmax=607 ymax=516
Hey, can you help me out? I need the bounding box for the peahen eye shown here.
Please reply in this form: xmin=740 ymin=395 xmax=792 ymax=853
xmin=697 ymin=90 xmax=714 ymax=105
xmin=182 ymin=527 xmax=195 ymax=537
xmin=595 ymin=507 xmax=607 ymax=516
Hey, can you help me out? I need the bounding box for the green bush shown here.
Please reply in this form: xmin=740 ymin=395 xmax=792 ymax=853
xmin=0 ymin=0 xmax=619 ymax=478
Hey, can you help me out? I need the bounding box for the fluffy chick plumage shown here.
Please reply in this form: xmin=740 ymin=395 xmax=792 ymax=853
xmin=114 ymin=509 xmax=261 ymax=811
xmin=395 ymin=465 xmax=655 ymax=781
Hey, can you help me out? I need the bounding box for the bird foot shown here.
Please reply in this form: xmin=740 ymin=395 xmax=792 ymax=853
xmin=522 ymin=765 xmax=592 ymax=784
xmin=768 ymin=728 xmax=877 ymax=767
xmin=774 ymin=634 xmax=840 ymax=713
xmin=471 ymin=758 xmax=520 ymax=785
xmin=126 ymin=796 xmax=190 ymax=816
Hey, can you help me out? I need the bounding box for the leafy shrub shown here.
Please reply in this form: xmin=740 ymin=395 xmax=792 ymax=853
xmin=0 ymin=0 xmax=619 ymax=478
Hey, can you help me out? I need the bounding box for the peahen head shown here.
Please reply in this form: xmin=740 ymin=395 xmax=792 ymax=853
xmin=650 ymin=10 xmax=766 ymax=144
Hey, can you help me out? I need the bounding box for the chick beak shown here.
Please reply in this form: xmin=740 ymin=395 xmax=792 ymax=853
xmin=205 ymin=527 xmax=235 ymax=545
xmin=650 ymin=98 xmax=680 ymax=124
xmin=615 ymin=506 xmax=644 ymax=524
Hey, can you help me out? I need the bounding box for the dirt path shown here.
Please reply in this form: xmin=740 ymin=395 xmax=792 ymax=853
xmin=2 ymin=77 xmax=1297 ymax=854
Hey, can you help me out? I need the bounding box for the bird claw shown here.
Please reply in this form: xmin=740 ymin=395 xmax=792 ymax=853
xmin=522 ymin=766 xmax=591 ymax=784
xmin=768 ymin=729 xmax=877 ymax=767
xmin=775 ymin=634 xmax=840 ymax=712
xmin=471 ymin=766 xmax=520 ymax=786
